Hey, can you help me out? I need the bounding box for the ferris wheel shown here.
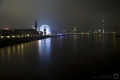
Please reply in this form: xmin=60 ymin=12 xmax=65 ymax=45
xmin=40 ymin=25 xmax=51 ymax=35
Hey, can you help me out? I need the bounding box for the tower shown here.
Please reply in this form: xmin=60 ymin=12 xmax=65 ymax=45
xmin=35 ymin=20 xmax=37 ymax=31
xmin=102 ymin=20 xmax=104 ymax=33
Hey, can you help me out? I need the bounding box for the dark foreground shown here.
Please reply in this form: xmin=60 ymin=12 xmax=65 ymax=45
xmin=0 ymin=35 xmax=120 ymax=80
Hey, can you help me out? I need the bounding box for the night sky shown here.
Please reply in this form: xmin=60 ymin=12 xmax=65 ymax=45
xmin=0 ymin=0 xmax=120 ymax=32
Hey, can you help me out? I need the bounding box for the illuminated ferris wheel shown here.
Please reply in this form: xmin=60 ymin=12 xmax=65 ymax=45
xmin=40 ymin=25 xmax=51 ymax=35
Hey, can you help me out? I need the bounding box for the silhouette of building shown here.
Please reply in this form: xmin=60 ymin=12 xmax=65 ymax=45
xmin=0 ymin=29 xmax=42 ymax=37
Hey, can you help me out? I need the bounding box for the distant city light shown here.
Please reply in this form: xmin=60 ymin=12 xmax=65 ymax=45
xmin=58 ymin=34 xmax=62 ymax=35
xmin=81 ymin=32 xmax=83 ymax=34
xmin=5 ymin=28 xmax=9 ymax=30
xmin=6 ymin=36 xmax=10 ymax=38
xmin=32 ymin=26 xmax=35 ymax=29
xmin=1 ymin=36 xmax=3 ymax=38
xmin=12 ymin=36 xmax=15 ymax=38
xmin=27 ymin=34 xmax=29 ymax=37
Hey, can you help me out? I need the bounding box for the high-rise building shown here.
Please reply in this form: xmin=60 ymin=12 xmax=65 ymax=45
xmin=102 ymin=20 xmax=104 ymax=33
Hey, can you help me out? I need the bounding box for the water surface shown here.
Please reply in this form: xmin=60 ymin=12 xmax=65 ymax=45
xmin=0 ymin=35 xmax=120 ymax=79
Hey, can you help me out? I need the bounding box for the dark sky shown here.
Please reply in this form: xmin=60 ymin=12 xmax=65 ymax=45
xmin=0 ymin=0 xmax=120 ymax=32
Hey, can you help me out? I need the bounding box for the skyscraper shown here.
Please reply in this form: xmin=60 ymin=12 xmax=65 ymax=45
xmin=102 ymin=20 xmax=104 ymax=33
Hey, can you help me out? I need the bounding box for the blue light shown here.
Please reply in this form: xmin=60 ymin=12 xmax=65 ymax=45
xmin=58 ymin=34 xmax=62 ymax=35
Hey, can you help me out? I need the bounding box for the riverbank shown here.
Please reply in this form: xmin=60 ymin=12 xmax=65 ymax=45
xmin=0 ymin=35 xmax=59 ymax=48
xmin=1 ymin=34 xmax=119 ymax=48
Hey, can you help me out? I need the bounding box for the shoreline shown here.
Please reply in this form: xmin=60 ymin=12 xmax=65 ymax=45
xmin=0 ymin=35 xmax=58 ymax=48
xmin=0 ymin=34 xmax=120 ymax=48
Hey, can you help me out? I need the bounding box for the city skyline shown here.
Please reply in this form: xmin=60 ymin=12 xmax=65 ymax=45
xmin=0 ymin=0 xmax=120 ymax=31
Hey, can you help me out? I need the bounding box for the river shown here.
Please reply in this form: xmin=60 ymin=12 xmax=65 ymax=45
xmin=0 ymin=34 xmax=120 ymax=79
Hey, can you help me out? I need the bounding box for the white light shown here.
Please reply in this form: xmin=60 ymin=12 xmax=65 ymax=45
xmin=6 ymin=36 xmax=10 ymax=38
xmin=1 ymin=36 xmax=3 ymax=38
xmin=81 ymin=32 xmax=83 ymax=34
xmin=12 ymin=36 xmax=15 ymax=38
xmin=103 ymin=20 xmax=104 ymax=21
xmin=27 ymin=34 xmax=29 ymax=37
xmin=32 ymin=26 xmax=35 ymax=29
xmin=40 ymin=25 xmax=51 ymax=35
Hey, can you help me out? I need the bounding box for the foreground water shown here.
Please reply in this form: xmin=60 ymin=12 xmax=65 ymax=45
xmin=0 ymin=35 xmax=120 ymax=79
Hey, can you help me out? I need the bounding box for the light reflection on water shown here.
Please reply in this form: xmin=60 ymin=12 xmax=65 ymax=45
xmin=0 ymin=35 xmax=119 ymax=59
xmin=38 ymin=38 xmax=52 ymax=73
xmin=113 ymin=36 xmax=116 ymax=45
xmin=0 ymin=35 xmax=120 ymax=79
xmin=0 ymin=41 xmax=37 ymax=61
xmin=60 ymin=36 xmax=62 ymax=47
xmin=38 ymin=38 xmax=51 ymax=57
xmin=7 ymin=47 xmax=11 ymax=58
xmin=113 ymin=36 xmax=117 ymax=54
